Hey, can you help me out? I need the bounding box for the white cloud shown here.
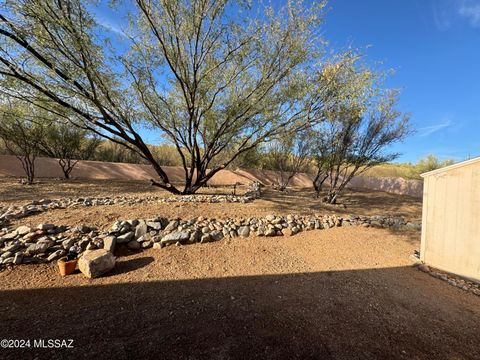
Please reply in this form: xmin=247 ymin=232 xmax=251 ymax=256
xmin=417 ymin=118 xmax=453 ymax=137
xmin=96 ymin=17 xmax=127 ymax=38
xmin=432 ymin=1 xmax=453 ymax=31
xmin=458 ymin=2 xmax=480 ymax=27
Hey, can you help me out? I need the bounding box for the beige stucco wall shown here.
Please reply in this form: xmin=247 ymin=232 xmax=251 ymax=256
xmin=0 ymin=155 xmax=423 ymax=197
xmin=420 ymin=159 xmax=480 ymax=281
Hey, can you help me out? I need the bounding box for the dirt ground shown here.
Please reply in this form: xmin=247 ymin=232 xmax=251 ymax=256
xmin=0 ymin=178 xmax=422 ymax=230
xmin=1 ymin=227 xmax=479 ymax=359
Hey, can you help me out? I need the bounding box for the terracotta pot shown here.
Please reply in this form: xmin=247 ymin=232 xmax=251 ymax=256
xmin=57 ymin=258 xmax=77 ymax=276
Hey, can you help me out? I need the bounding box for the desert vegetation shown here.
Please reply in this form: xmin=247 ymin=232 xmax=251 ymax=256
xmin=0 ymin=1 xmax=478 ymax=359
xmin=0 ymin=0 xmax=411 ymax=200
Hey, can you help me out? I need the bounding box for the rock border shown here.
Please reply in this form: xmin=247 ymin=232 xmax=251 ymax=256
xmin=0 ymin=182 xmax=262 ymax=227
xmin=417 ymin=264 xmax=480 ymax=297
xmin=0 ymin=213 xmax=420 ymax=267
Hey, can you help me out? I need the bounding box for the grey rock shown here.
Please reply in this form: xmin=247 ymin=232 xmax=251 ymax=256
xmin=146 ymin=221 xmax=162 ymax=230
xmin=2 ymin=257 xmax=14 ymax=264
xmin=161 ymin=231 xmax=190 ymax=245
xmin=238 ymin=226 xmax=250 ymax=238
xmin=265 ymin=228 xmax=277 ymax=236
xmin=210 ymin=230 xmax=224 ymax=241
xmin=16 ymin=225 xmax=32 ymax=236
xmin=141 ymin=240 xmax=153 ymax=249
xmin=103 ymin=236 xmax=116 ymax=253
xmin=127 ymin=240 xmax=141 ymax=250
xmin=189 ymin=230 xmax=202 ymax=243
xmin=25 ymin=239 xmax=54 ymax=255
xmin=135 ymin=221 xmax=148 ymax=239
xmin=13 ymin=253 xmax=23 ymax=265
xmin=1 ymin=251 xmax=12 ymax=259
xmin=153 ymin=242 xmax=164 ymax=249
xmin=47 ymin=249 xmax=66 ymax=262
xmin=4 ymin=242 xmax=21 ymax=252
xmin=62 ymin=238 xmax=76 ymax=250
xmin=200 ymin=234 xmax=211 ymax=243
xmin=76 ymin=224 xmax=91 ymax=234
xmin=37 ymin=223 xmax=55 ymax=231
xmin=164 ymin=220 xmax=179 ymax=233
xmin=116 ymin=231 xmax=134 ymax=244
xmin=418 ymin=264 xmax=430 ymax=273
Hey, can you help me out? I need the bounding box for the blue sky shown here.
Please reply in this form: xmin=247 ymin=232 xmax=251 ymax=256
xmin=94 ymin=0 xmax=480 ymax=163
xmin=324 ymin=0 xmax=480 ymax=162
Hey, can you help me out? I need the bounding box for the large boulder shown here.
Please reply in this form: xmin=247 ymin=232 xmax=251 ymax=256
xmin=78 ymin=249 xmax=115 ymax=278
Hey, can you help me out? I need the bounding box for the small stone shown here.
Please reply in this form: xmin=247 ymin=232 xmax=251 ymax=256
xmin=116 ymin=231 xmax=134 ymax=244
xmin=265 ymin=228 xmax=276 ymax=237
xmin=238 ymin=226 xmax=250 ymax=238
xmin=47 ymin=249 xmax=66 ymax=262
xmin=146 ymin=221 xmax=162 ymax=230
xmin=160 ymin=231 xmax=190 ymax=245
xmin=135 ymin=222 xmax=148 ymax=240
xmin=200 ymin=234 xmax=211 ymax=243
xmin=76 ymin=224 xmax=91 ymax=234
xmin=265 ymin=215 xmax=276 ymax=222
xmin=103 ymin=236 xmax=116 ymax=253
xmin=37 ymin=223 xmax=55 ymax=231
xmin=16 ymin=225 xmax=31 ymax=236
xmin=153 ymin=242 xmax=163 ymax=249
xmin=164 ymin=220 xmax=179 ymax=233
xmin=282 ymin=228 xmax=293 ymax=236
xmin=13 ymin=253 xmax=23 ymax=265
xmin=418 ymin=264 xmax=430 ymax=273
xmin=62 ymin=238 xmax=76 ymax=250
xmin=210 ymin=230 xmax=224 ymax=241
xmin=141 ymin=240 xmax=153 ymax=249
xmin=25 ymin=239 xmax=54 ymax=255
xmin=189 ymin=230 xmax=202 ymax=243
xmin=78 ymin=249 xmax=115 ymax=278
xmin=127 ymin=240 xmax=141 ymax=250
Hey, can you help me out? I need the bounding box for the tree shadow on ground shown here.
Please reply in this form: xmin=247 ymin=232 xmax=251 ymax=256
xmin=259 ymin=187 xmax=422 ymax=220
xmin=1 ymin=266 xmax=479 ymax=360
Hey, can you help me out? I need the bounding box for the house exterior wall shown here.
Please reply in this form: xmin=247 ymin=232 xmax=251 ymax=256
xmin=421 ymin=160 xmax=480 ymax=281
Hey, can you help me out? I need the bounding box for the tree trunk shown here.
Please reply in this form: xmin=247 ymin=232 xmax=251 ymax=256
xmin=19 ymin=155 xmax=35 ymax=185
xmin=313 ymin=171 xmax=328 ymax=198
xmin=323 ymin=190 xmax=338 ymax=204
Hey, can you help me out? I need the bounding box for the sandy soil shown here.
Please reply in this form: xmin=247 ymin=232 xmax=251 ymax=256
xmin=0 ymin=179 xmax=422 ymax=230
xmin=1 ymin=227 xmax=479 ymax=359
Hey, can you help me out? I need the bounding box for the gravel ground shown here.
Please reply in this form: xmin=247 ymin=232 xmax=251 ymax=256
xmin=1 ymin=227 xmax=479 ymax=359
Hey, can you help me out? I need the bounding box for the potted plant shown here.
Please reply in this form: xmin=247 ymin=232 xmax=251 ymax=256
xmin=57 ymin=246 xmax=78 ymax=276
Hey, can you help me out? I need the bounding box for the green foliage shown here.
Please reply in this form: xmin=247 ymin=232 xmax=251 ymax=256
xmin=415 ymin=154 xmax=455 ymax=174
xmin=0 ymin=101 xmax=47 ymax=184
xmin=0 ymin=0 xmax=330 ymax=194
xmin=38 ymin=120 xmax=101 ymax=178
xmin=310 ymin=52 xmax=411 ymax=202
xmin=362 ymin=155 xmax=456 ymax=179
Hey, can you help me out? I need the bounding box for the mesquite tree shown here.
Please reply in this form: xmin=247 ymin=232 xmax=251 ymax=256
xmin=0 ymin=102 xmax=46 ymax=184
xmin=268 ymin=132 xmax=313 ymax=191
xmin=37 ymin=121 xmax=100 ymax=179
xmin=0 ymin=0 xmax=328 ymax=194
xmin=311 ymin=55 xmax=410 ymax=203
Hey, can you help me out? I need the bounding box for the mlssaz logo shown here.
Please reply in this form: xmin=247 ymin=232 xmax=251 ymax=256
xmin=33 ymin=339 xmax=74 ymax=348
